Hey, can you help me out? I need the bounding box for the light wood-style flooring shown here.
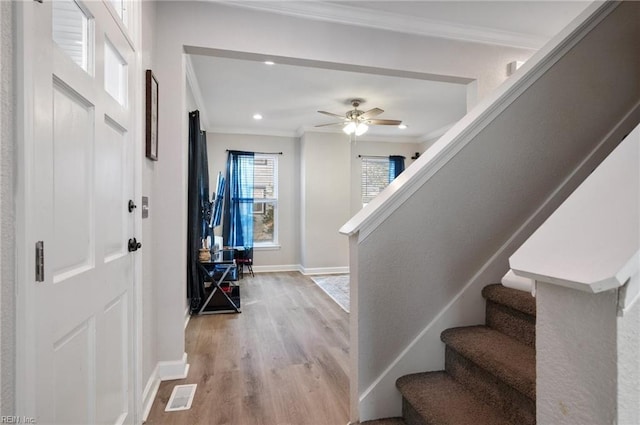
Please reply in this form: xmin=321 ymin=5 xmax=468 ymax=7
xmin=145 ymin=271 xmax=350 ymax=425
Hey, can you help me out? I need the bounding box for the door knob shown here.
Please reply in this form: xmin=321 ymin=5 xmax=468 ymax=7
xmin=128 ymin=238 xmax=142 ymax=252
xmin=128 ymin=200 xmax=137 ymax=213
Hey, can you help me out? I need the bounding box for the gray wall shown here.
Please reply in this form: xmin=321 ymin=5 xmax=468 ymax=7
xmin=356 ymin=2 xmax=640 ymax=418
xmin=0 ymin=0 xmax=15 ymax=415
xmin=300 ymin=132 xmax=351 ymax=272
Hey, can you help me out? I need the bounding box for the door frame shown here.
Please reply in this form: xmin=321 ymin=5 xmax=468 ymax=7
xmin=14 ymin=0 xmax=144 ymax=421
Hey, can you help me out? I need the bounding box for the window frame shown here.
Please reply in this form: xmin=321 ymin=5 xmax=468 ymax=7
xmin=252 ymin=154 xmax=279 ymax=248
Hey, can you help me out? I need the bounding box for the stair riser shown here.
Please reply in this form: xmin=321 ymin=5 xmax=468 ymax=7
xmin=445 ymin=347 xmax=535 ymax=425
xmin=486 ymin=300 xmax=536 ymax=347
xmin=402 ymin=398 xmax=428 ymax=425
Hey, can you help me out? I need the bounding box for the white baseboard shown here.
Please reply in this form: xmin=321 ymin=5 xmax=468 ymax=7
xmin=142 ymin=353 xmax=190 ymax=421
xmin=142 ymin=365 xmax=161 ymax=422
xmin=184 ymin=306 xmax=191 ymax=330
xmin=157 ymin=352 xmax=190 ymax=381
xmin=239 ymin=264 xmax=350 ymax=275
xmin=300 ymin=266 xmax=350 ymax=275
xmin=252 ymin=264 xmax=300 ymax=273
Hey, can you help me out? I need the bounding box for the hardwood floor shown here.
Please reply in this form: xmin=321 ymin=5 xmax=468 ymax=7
xmin=145 ymin=271 xmax=350 ymax=425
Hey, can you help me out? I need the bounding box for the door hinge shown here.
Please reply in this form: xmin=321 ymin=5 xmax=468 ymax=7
xmin=35 ymin=241 xmax=44 ymax=282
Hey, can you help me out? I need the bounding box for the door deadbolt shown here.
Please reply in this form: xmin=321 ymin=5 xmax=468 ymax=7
xmin=128 ymin=200 xmax=137 ymax=213
xmin=128 ymin=238 xmax=142 ymax=252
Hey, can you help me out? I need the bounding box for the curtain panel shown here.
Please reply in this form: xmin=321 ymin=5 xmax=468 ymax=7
xmin=389 ymin=155 xmax=405 ymax=181
xmin=223 ymin=151 xmax=255 ymax=248
xmin=187 ymin=110 xmax=212 ymax=312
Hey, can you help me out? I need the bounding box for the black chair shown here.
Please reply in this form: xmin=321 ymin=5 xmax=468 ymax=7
xmin=236 ymin=247 xmax=254 ymax=278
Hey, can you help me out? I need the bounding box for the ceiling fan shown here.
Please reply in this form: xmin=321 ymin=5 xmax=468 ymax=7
xmin=316 ymin=99 xmax=402 ymax=136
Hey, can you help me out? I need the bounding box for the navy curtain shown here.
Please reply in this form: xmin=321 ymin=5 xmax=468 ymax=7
xmin=389 ymin=155 xmax=405 ymax=181
xmin=187 ymin=110 xmax=211 ymax=312
xmin=223 ymin=151 xmax=255 ymax=248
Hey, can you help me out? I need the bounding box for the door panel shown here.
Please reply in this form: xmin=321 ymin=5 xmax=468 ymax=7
xmin=52 ymin=319 xmax=94 ymax=425
xmin=96 ymin=293 xmax=128 ymax=424
xmin=52 ymin=81 xmax=95 ymax=281
xmin=102 ymin=116 xmax=128 ymax=261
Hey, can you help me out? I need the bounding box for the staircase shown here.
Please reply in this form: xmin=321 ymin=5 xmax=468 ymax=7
xmin=360 ymin=284 xmax=536 ymax=425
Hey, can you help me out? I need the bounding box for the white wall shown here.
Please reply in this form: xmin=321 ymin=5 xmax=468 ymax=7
xmin=536 ymin=272 xmax=640 ymax=425
xmin=153 ymin=0 xmax=536 ymax=368
xmin=185 ymin=80 xmax=197 ymax=114
xmin=351 ymin=2 xmax=640 ymax=420
xmin=536 ymin=283 xmax=618 ymax=425
xmin=617 ymin=271 xmax=640 ymax=425
xmin=140 ymin=0 xmax=158 ymax=395
xmin=0 ymin=0 xmax=15 ymax=414
xmin=206 ymin=133 xmax=300 ymax=271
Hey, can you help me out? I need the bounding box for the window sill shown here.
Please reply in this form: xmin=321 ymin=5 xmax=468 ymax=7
xmin=254 ymin=244 xmax=281 ymax=251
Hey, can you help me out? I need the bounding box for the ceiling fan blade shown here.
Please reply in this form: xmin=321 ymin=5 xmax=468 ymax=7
xmin=367 ymin=119 xmax=402 ymax=126
xmin=318 ymin=111 xmax=345 ymax=119
xmin=360 ymin=108 xmax=384 ymax=120
xmin=314 ymin=122 xmax=343 ymax=127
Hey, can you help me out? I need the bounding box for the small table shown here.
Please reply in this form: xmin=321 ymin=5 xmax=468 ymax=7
xmin=197 ymin=249 xmax=240 ymax=314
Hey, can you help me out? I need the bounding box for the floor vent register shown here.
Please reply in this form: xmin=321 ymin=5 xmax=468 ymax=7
xmin=165 ymin=384 xmax=197 ymax=412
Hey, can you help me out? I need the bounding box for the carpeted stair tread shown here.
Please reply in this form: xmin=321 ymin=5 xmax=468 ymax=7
xmin=396 ymin=371 xmax=512 ymax=425
xmin=359 ymin=418 xmax=406 ymax=425
xmin=482 ymin=283 xmax=535 ymax=316
xmin=441 ymin=325 xmax=535 ymax=400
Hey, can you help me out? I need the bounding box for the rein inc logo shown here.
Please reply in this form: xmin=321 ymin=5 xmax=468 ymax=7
xmin=1 ymin=418 xmax=36 ymax=424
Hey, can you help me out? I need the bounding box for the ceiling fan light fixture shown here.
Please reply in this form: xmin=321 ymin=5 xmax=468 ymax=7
xmin=355 ymin=123 xmax=368 ymax=136
xmin=343 ymin=122 xmax=357 ymax=135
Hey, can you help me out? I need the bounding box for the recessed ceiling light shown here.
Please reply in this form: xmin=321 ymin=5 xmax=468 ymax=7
xmin=398 ymin=124 xmax=408 ymax=129
xmin=264 ymin=61 xmax=275 ymax=65
xmin=253 ymin=114 xmax=263 ymax=120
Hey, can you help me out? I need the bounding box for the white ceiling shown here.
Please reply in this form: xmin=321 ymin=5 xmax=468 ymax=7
xmin=189 ymin=1 xmax=591 ymax=142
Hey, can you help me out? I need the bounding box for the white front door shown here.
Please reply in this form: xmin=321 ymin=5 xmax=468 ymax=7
xmin=18 ymin=1 xmax=139 ymax=423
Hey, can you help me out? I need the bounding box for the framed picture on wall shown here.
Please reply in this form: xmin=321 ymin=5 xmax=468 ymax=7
xmin=145 ymin=69 xmax=159 ymax=161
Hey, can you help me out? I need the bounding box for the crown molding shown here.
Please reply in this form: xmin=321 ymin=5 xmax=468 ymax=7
xmin=208 ymin=125 xmax=423 ymax=144
xmin=208 ymin=126 xmax=299 ymax=138
xmin=217 ymin=1 xmax=546 ymax=50
xmin=185 ymin=55 xmax=211 ymax=130
xmin=297 ymin=125 xmax=422 ymax=144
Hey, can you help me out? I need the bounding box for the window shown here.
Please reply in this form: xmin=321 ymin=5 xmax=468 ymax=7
xmin=252 ymin=154 xmax=278 ymax=246
xmin=108 ymin=0 xmax=128 ymax=26
xmin=52 ymin=0 xmax=93 ymax=73
xmin=361 ymin=157 xmax=391 ymax=206
xmin=104 ymin=38 xmax=127 ymax=106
